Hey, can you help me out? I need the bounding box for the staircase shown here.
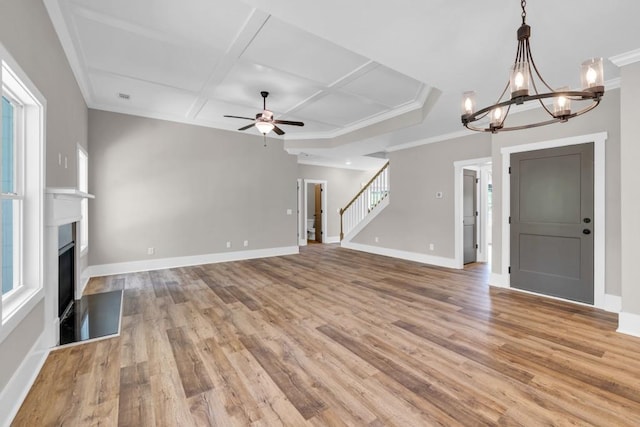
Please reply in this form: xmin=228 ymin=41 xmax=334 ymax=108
xmin=340 ymin=161 xmax=390 ymax=241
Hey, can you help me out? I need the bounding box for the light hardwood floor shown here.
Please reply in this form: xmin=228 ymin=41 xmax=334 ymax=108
xmin=13 ymin=244 xmax=640 ymax=426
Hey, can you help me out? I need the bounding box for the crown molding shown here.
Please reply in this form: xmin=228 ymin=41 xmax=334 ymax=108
xmin=610 ymin=48 xmax=640 ymax=67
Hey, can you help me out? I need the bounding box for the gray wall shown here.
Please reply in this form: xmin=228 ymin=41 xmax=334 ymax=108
xmin=0 ymin=0 xmax=87 ymax=395
xmin=88 ymin=110 xmax=299 ymax=265
xmin=298 ymin=164 xmax=377 ymax=240
xmin=620 ymin=64 xmax=640 ymax=314
xmin=492 ymin=89 xmax=621 ymax=296
xmin=353 ymin=133 xmax=492 ymax=257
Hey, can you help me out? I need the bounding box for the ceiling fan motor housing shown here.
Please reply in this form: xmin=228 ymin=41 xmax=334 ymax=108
xmin=260 ymin=110 xmax=274 ymax=121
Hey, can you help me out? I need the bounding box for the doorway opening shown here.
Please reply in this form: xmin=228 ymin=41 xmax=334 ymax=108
xmin=300 ymin=179 xmax=327 ymax=246
xmin=454 ymin=158 xmax=492 ymax=269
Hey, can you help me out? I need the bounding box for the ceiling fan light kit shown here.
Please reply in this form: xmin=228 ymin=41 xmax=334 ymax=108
xmin=223 ymin=91 xmax=304 ymax=142
xmin=461 ymin=0 xmax=604 ymax=133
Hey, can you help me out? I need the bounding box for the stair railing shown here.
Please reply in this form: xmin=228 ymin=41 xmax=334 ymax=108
xmin=339 ymin=161 xmax=389 ymax=240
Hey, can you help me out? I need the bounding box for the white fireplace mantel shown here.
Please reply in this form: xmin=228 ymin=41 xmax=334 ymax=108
xmin=46 ymin=187 xmax=94 ymax=226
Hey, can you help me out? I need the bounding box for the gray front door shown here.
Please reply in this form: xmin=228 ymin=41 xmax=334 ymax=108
xmin=510 ymin=143 xmax=594 ymax=304
xmin=463 ymin=169 xmax=477 ymax=264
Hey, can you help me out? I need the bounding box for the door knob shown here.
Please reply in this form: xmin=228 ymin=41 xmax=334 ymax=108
xmin=583 ymin=229 xmax=591 ymax=235
xmin=583 ymin=218 xmax=591 ymax=223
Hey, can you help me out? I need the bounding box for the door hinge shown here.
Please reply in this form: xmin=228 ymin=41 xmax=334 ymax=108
xmin=476 ymin=178 xmax=479 ymax=184
xmin=475 ymin=211 xmax=478 ymax=217
xmin=508 ymin=216 xmax=511 ymax=224
xmin=508 ymin=266 xmax=511 ymax=274
xmin=508 ymin=166 xmax=511 ymax=174
xmin=475 ymin=244 xmax=478 ymax=249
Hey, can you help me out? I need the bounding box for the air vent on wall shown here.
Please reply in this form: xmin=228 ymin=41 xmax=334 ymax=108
xmin=117 ymin=93 xmax=131 ymax=100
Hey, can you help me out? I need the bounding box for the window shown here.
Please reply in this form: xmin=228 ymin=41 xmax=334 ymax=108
xmin=2 ymin=94 xmax=23 ymax=296
xmin=0 ymin=46 xmax=45 ymax=338
xmin=78 ymin=147 xmax=88 ymax=252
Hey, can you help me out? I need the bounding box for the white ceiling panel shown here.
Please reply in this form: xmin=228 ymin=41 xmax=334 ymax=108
xmin=72 ymin=0 xmax=253 ymax=50
xmin=211 ymin=61 xmax=321 ymax=112
xmin=90 ymin=72 xmax=198 ymax=117
xmin=74 ymin=13 xmax=219 ymax=92
xmin=241 ymin=17 xmax=369 ymax=86
xmin=294 ymin=92 xmax=388 ymax=127
xmin=341 ymin=65 xmax=424 ymax=108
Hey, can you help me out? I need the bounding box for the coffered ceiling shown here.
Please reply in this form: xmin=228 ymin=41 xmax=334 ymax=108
xmin=45 ymin=0 xmax=640 ymax=169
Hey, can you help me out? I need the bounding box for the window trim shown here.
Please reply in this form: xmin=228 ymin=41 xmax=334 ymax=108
xmin=0 ymin=42 xmax=46 ymax=343
xmin=2 ymin=92 xmax=25 ymax=296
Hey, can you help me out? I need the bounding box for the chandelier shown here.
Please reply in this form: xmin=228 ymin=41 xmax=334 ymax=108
xmin=461 ymin=0 xmax=605 ymax=133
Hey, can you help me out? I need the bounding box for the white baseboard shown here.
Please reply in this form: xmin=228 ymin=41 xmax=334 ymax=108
xmin=340 ymin=241 xmax=458 ymax=269
xmin=604 ymin=294 xmax=622 ymax=313
xmin=87 ymin=246 xmax=299 ymax=278
xmin=617 ymin=312 xmax=640 ymax=338
xmin=325 ymin=236 xmax=340 ymax=244
xmin=489 ymin=273 xmax=510 ymax=288
xmin=0 ymin=331 xmax=50 ymax=427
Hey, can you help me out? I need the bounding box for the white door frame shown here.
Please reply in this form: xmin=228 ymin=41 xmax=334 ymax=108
xmin=297 ymin=179 xmax=305 ymax=246
xmin=303 ymin=179 xmax=328 ymax=244
xmin=454 ymin=157 xmax=492 ymax=269
xmin=497 ymin=131 xmax=607 ymax=309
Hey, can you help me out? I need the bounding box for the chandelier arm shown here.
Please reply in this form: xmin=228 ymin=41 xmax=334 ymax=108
xmin=499 ymin=104 xmax=513 ymax=128
xmin=495 ymin=81 xmax=510 ymax=105
xmin=526 ymin=39 xmax=555 ymax=93
xmin=515 ymin=39 xmax=523 ymax=64
xmin=537 ymin=98 xmax=556 ymax=118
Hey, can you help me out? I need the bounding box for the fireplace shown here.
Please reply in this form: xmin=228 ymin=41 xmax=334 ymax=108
xmin=58 ymin=223 xmax=75 ymax=318
xmin=45 ymin=188 xmax=94 ymax=347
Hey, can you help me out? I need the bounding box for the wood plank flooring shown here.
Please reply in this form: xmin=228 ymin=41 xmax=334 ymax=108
xmin=13 ymin=244 xmax=640 ymax=426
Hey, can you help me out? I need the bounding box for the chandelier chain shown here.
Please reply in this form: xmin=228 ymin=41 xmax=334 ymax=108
xmin=521 ymin=0 xmax=527 ymax=24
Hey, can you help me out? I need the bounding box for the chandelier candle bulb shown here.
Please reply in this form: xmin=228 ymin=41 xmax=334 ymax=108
xmin=461 ymin=91 xmax=476 ymax=117
xmin=553 ymin=87 xmax=572 ymax=119
xmin=581 ymin=58 xmax=604 ymax=93
xmin=510 ymin=62 xmax=530 ymax=99
xmin=489 ymin=107 xmax=505 ymax=130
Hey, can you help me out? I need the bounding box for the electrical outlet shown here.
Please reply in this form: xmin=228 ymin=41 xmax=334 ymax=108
xmin=286 ymin=209 xmax=292 ymax=215
xmin=429 ymin=243 xmax=435 ymax=251
xmin=226 ymin=241 xmax=231 ymax=248
xmin=243 ymin=240 xmax=249 ymax=247
xmin=147 ymin=247 xmax=155 ymax=255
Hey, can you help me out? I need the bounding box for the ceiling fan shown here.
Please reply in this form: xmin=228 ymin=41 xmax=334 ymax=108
xmin=224 ymin=91 xmax=304 ymax=136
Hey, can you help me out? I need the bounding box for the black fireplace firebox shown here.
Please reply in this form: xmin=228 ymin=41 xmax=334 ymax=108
xmin=58 ymin=224 xmax=75 ymax=318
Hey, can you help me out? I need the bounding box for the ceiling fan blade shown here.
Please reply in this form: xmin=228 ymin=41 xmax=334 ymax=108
xmin=274 ymin=120 xmax=305 ymax=127
xmin=238 ymin=123 xmax=256 ymax=131
xmin=272 ymin=125 xmax=285 ymax=135
xmin=224 ymin=115 xmax=255 ymax=121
